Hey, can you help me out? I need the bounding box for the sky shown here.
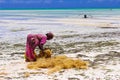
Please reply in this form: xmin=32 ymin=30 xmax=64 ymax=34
xmin=0 ymin=0 xmax=120 ymax=9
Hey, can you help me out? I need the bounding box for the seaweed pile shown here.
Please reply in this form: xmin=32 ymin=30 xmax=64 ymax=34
xmin=27 ymin=49 xmax=88 ymax=74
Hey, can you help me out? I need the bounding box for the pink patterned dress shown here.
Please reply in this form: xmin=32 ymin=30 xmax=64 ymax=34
xmin=25 ymin=34 xmax=47 ymax=61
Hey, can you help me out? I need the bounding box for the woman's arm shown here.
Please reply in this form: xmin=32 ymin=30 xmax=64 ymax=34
xmin=39 ymin=44 xmax=44 ymax=51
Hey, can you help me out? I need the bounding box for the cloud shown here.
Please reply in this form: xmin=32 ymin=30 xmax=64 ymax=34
xmin=93 ymin=0 xmax=104 ymax=2
xmin=0 ymin=0 xmax=63 ymax=4
xmin=87 ymin=0 xmax=120 ymax=3
xmin=1 ymin=0 xmax=120 ymax=5
xmin=93 ymin=0 xmax=120 ymax=2
xmin=0 ymin=0 xmax=5 ymax=3
xmin=59 ymin=0 xmax=64 ymax=3
xmin=11 ymin=0 xmax=43 ymax=3
xmin=44 ymin=0 xmax=52 ymax=4
xmin=9 ymin=0 xmax=54 ymax=4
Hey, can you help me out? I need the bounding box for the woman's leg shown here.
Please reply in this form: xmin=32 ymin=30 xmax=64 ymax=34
xmin=25 ymin=34 xmax=37 ymax=62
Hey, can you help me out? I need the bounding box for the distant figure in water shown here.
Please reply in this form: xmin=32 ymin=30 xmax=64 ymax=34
xmin=84 ymin=14 xmax=87 ymax=18
xmin=25 ymin=32 xmax=54 ymax=62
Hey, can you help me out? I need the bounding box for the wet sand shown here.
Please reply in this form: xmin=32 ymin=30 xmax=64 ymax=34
xmin=0 ymin=15 xmax=120 ymax=80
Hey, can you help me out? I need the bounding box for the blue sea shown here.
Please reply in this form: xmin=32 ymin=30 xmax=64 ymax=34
xmin=0 ymin=9 xmax=120 ymax=80
xmin=0 ymin=9 xmax=120 ymax=54
xmin=0 ymin=9 xmax=120 ymax=19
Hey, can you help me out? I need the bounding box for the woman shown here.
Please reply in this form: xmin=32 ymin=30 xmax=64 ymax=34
xmin=25 ymin=32 xmax=54 ymax=62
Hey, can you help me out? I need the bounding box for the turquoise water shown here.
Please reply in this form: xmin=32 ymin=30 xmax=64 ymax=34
xmin=0 ymin=9 xmax=120 ymax=42
xmin=0 ymin=9 xmax=120 ymax=80
xmin=0 ymin=9 xmax=120 ymax=44
xmin=0 ymin=8 xmax=120 ymax=59
xmin=0 ymin=9 xmax=120 ymax=20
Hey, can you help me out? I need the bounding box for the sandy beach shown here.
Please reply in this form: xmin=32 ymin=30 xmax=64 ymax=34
xmin=0 ymin=9 xmax=120 ymax=80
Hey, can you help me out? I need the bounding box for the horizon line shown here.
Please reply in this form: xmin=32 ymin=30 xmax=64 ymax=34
xmin=0 ymin=7 xmax=120 ymax=10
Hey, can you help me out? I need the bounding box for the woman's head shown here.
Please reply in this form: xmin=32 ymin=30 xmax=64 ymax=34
xmin=46 ymin=32 xmax=54 ymax=40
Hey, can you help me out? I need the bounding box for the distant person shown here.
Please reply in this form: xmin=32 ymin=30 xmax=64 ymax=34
xmin=25 ymin=32 xmax=54 ymax=62
xmin=84 ymin=14 xmax=87 ymax=18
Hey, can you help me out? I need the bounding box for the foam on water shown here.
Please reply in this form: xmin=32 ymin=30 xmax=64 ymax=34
xmin=0 ymin=9 xmax=120 ymax=80
xmin=0 ymin=9 xmax=120 ymax=52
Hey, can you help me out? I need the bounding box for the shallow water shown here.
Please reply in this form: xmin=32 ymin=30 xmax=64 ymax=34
xmin=0 ymin=9 xmax=120 ymax=58
xmin=0 ymin=9 xmax=120 ymax=80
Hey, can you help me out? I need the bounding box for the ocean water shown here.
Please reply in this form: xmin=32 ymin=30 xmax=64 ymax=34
xmin=0 ymin=9 xmax=120 ymax=80
xmin=0 ymin=9 xmax=120 ymax=55
xmin=0 ymin=9 xmax=120 ymax=19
